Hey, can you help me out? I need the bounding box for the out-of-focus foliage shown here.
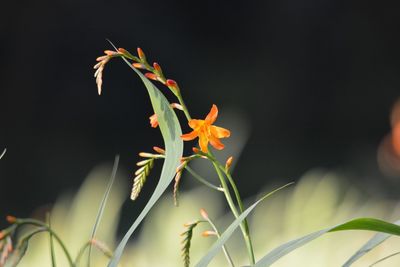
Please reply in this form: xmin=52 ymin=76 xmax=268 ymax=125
xmin=15 ymin=167 xmax=400 ymax=267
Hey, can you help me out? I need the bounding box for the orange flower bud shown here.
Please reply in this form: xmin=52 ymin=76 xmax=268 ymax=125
xmin=200 ymin=208 xmax=209 ymax=220
xmin=145 ymin=73 xmax=158 ymax=81
xmin=153 ymin=146 xmax=165 ymax=154
xmin=225 ymin=156 xmax=233 ymax=171
xmin=149 ymin=113 xmax=158 ymax=128
xmin=153 ymin=62 xmax=162 ymax=72
xmin=201 ymin=230 xmax=217 ymax=237
xmin=166 ymin=79 xmax=177 ymax=87
xmin=104 ymin=50 xmax=118 ymax=56
xmin=6 ymin=215 xmax=16 ymax=224
xmin=137 ymin=47 xmax=146 ymax=61
xmin=192 ymin=147 xmax=200 ymax=154
xmin=132 ymin=63 xmax=145 ymax=69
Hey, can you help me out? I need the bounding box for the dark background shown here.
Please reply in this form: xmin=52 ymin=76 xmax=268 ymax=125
xmin=1 ymin=0 xmax=400 ymax=229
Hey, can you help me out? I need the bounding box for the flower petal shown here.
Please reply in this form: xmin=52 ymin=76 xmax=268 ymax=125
xmin=205 ymin=104 xmax=218 ymax=124
xmin=199 ymin=134 xmax=209 ymax=153
xmin=188 ymin=119 xmax=204 ymax=130
xmin=209 ymin=135 xmax=224 ymax=150
xmin=210 ymin=125 xmax=231 ymax=138
xmin=181 ymin=130 xmax=198 ymax=141
xmin=149 ymin=114 xmax=158 ymax=128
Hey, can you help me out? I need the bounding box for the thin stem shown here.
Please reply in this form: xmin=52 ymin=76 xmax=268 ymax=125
xmin=14 ymin=219 xmax=74 ymax=267
xmin=211 ymin=161 xmax=255 ymax=265
xmin=75 ymin=241 xmax=91 ymax=266
xmin=368 ymin=251 xmax=400 ymax=267
xmin=208 ymin=153 xmax=255 ymax=265
xmin=176 ymin=92 xmax=192 ymax=121
xmin=47 ymin=213 xmax=57 ymax=267
xmin=204 ymin=216 xmax=235 ymax=267
xmin=185 ymin=166 xmax=224 ymax=192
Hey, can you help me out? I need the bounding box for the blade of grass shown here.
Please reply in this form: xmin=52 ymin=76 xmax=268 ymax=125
xmin=107 ymin=41 xmax=183 ymax=267
xmin=342 ymin=219 xmax=400 ymax=267
xmin=368 ymin=251 xmax=400 ymax=266
xmin=255 ymin=218 xmax=400 ymax=267
xmin=88 ymin=155 xmax=120 ymax=267
xmin=194 ymin=182 xmax=294 ymax=267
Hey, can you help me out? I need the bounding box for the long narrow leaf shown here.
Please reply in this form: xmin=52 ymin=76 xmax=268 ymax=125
xmin=194 ymin=182 xmax=294 ymax=267
xmin=255 ymin=218 xmax=400 ymax=267
xmin=107 ymin=43 xmax=183 ymax=267
xmin=88 ymin=155 xmax=120 ymax=267
xmin=342 ymin=219 xmax=400 ymax=267
xmin=0 ymin=148 xmax=6 ymax=159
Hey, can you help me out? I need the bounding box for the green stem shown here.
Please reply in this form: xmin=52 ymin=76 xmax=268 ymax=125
xmin=176 ymin=92 xmax=192 ymax=121
xmin=185 ymin=166 xmax=224 ymax=192
xmin=216 ymin=162 xmax=255 ymax=263
xmin=47 ymin=213 xmax=57 ymax=267
xmin=211 ymin=161 xmax=255 ymax=265
xmin=75 ymin=241 xmax=91 ymax=266
xmin=204 ymin=216 xmax=235 ymax=267
xmin=15 ymin=219 xmax=75 ymax=267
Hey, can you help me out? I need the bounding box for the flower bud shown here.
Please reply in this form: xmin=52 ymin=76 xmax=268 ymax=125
xmin=200 ymin=208 xmax=209 ymax=220
xmin=201 ymin=230 xmax=217 ymax=237
xmin=139 ymin=152 xmax=155 ymax=158
xmin=104 ymin=50 xmax=118 ymax=56
xmin=153 ymin=146 xmax=165 ymax=155
xmin=225 ymin=156 xmax=233 ymax=171
xmin=192 ymin=147 xmax=200 ymax=154
xmin=170 ymin=103 xmax=183 ymax=110
xmin=132 ymin=63 xmax=145 ymax=69
xmin=145 ymin=73 xmax=158 ymax=81
xmin=153 ymin=62 xmax=162 ymax=73
xmin=149 ymin=113 xmax=158 ymax=128
xmin=137 ymin=47 xmax=146 ymax=61
xmin=6 ymin=216 xmax=16 ymax=224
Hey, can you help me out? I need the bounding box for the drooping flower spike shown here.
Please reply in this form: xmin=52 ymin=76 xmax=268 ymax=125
xmin=181 ymin=104 xmax=230 ymax=153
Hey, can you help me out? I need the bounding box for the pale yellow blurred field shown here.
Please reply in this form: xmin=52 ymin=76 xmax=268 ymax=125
xmin=17 ymin=166 xmax=400 ymax=267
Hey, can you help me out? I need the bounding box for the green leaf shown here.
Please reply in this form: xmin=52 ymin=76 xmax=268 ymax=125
xmin=107 ymin=44 xmax=183 ymax=267
xmin=88 ymin=155 xmax=120 ymax=267
xmin=255 ymin=218 xmax=400 ymax=267
xmin=342 ymin=220 xmax=400 ymax=267
xmin=194 ymin=183 xmax=294 ymax=267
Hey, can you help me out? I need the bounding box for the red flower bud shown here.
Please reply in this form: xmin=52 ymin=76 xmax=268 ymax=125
xmin=145 ymin=73 xmax=158 ymax=81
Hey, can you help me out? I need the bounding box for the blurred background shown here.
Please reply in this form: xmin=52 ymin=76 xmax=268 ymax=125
xmin=1 ymin=0 xmax=400 ymax=235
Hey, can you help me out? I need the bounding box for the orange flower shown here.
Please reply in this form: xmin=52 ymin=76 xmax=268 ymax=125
xmin=181 ymin=104 xmax=230 ymax=153
xmin=149 ymin=113 xmax=159 ymax=128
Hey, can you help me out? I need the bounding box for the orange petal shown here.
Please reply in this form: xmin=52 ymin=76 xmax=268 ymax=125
xmin=210 ymin=125 xmax=230 ymax=138
xmin=149 ymin=114 xmax=158 ymax=128
xmin=205 ymin=104 xmax=218 ymax=124
xmin=199 ymin=134 xmax=209 ymax=153
xmin=188 ymin=119 xmax=204 ymax=130
xmin=181 ymin=130 xmax=198 ymax=141
xmin=209 ymin=135 xmax=225 ymax=150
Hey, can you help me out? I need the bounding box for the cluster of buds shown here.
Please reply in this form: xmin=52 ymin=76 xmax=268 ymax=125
xmin=94 ymin=50 xmax=122 ymax=95
xmin=94 ymin=47 xmax=181 ymax=97
xmin=173 ymin=154 xmax=198 ymax=206
xmin=131 ymin=146 xmax=165 ymax=200
xmin=180 ymin=220 xmax=202 ymax=267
